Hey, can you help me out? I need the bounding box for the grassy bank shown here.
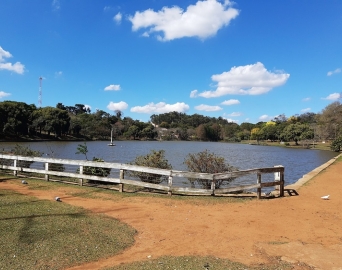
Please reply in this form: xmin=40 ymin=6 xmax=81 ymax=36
xmin=0 ymin=188 xmax=136 ymax=270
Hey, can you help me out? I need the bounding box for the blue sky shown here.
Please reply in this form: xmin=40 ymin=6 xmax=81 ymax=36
xmin=0 ymin=0 xmax=341 ymax=123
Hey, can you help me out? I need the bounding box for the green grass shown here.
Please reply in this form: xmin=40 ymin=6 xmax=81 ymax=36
xmin=105 ymin=255 xmax=296 ymax=270
xmin=0 ymin=189 xmax=136 ymax=270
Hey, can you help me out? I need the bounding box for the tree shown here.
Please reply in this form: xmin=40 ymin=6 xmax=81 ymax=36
xmin=250 ymin=128 xmax=262 ymax=143
xmin=184 ymin=150 xmax=236 ymax=189
xmin=281 ymin=123 xmax=312 ymax=146
xmin=129 ymin=150 xmax=172 ymax=184
xmin=331 ymin=135 xmax=342 ymax=152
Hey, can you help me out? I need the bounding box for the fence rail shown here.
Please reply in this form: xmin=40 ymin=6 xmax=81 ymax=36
xmin=0 ymin=154 xmax=284 ymax=198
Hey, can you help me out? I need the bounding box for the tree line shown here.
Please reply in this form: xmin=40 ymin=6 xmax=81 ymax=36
xmin=0 ymin=100 xmax=341 ymax=150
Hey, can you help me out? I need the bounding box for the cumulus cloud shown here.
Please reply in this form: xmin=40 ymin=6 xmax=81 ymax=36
xmin=113 ymin=13 xmax=122 ymax=24
xmin=301 ymin=108 xmax=311 ymax=113
xmin=107 ymin=101 xmax=128 ymax=111
xmin=0 ymin=91 xmax=11 ymax=99
xmin=195 ymin=104 xmax=222 ymax=111
xmin=128 ymin=0 xmax=239 ymax=41
xmin=322 ymin=93 xmax=341 ymax=100
xmin=84 ymin=104 xmax=91 ymax=111
xmin=302 ymin=97 xmax=311 ymax=102
xmin=190 ymin=90 xmax=198 ymax=98
xmin=198 ymin=62 xmax=290 ymax=98
xmin=259 ymin=115 xmax=272 ymax=121
xmin=104 ymin=84 xmax=121 ymax=91
xmin=130 ymin=102 xmax=189 ymax=114
xmin=225 ymin=112 xmax=241 ymax=117
xmin=327 ymin=68 xmax=341 ymax=76
xmin=224 ymin=118 xmax=239 ymax=123
xmin=0 ymin=47 xmax=25 ymax=74
xmin=221 ymin=99 xmax=240 ymax=105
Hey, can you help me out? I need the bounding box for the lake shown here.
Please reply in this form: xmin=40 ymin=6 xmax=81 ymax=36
xmin=0 ymin=140 xmax=338 ymax=187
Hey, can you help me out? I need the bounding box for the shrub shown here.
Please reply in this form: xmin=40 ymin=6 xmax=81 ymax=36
xmin=0 ymin=144 xmax=41 ymax=168
xmin=130 ymin=150 xmax=172 ymax=184
xmin=184 ymin=150 xmax=236 ymax=189
xmin=84 ymin=157 xmax=111 ymax=177
xmin=75 ymin=143 xmax=111 ymax=183
xmin=330 ymin=135 xmax=342 ymax=152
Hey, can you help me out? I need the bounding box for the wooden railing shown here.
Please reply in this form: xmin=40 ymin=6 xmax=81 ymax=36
xmin=0 ymin=154 xmax=284 ymax=198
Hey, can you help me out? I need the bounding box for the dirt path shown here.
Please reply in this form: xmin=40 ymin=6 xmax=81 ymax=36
xmin=1 ymin=156 xmax=342 ymax=270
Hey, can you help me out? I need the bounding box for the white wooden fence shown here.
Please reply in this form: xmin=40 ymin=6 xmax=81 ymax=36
xmin=0 ymin=154 xmax=284 ymax=198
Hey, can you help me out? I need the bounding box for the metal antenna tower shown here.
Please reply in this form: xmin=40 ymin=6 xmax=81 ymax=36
xmin=38 ymin=77 xmax=42 ymax=107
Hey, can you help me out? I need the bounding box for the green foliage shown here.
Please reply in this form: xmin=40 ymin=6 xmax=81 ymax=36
xmin=184 ymin=150 xmax=236 ymax=189
xmin=84 ymin=157 xmax=111 ymax=178
xmin=76 ymin=142 xmax=89 ymax=160
xmin=0 ymin=145 xmax=42 ymax=168
xmin=330 ymin=135 xmax=342 ymax=152
xmin=130 ymin=150 xmax=172 ymax=184
xmin=75 ymin=143 xmax=111 ymax=180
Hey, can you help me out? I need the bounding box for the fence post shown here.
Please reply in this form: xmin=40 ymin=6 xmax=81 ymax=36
xmin=45 ymin=162 xmax=49 ymax=181
xmin=211 ymin=179 xmax=216 ymax=196
xmin=274 ymin=165 xmax=282 ymax=191
xmin=279 ymin=168 xmax=285 ymax=197
xmin=79 ymin=165 xmax=84 ymax=186
xmin=119 ymin=169 xmax=124 ymax=192
xmin=257 ymin=173 xmax=261 ymax=199
xmin=13 ymin=159 xmax=18 ymax=176
xmin=168 ymin=175 xmax=173 ymax=196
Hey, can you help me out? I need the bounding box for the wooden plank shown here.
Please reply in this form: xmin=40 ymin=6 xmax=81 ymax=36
xmin=171 ymin=187 xmax=212 ymax=194
xmin=215 ymin=183 xmax=261 ymax=194
xmin=120 ymin=179 xmax=169 ymax=191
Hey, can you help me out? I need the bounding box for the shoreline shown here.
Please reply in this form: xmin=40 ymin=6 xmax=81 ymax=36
xmin=286 ymin=153 xmax=342 ymax=190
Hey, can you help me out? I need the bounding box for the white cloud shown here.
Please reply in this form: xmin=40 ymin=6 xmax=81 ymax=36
xmin=107 ymin=101 xmax=128 ymax=111
xmin=130 ymin=102 xmax=189 ymax=114
xmin=128 ymin=0 xmax=239 ymax=41
xmin=221 ymin=99 xmax=240 ymax=105
xmin=0 ymin=91 xmax=11 ymax=99
xmin=322 ymin=93 xmax=341 ymax=100
xmin=259 ymin=115 xmax=272 ymax=121
xmin=113 ymin=13 xmax=122 ymax=24
xmin=84 ymin=104 xmax=91 ymax=111
xmin=198 ymin=62 xmax=290 ymax=98
xmin=301 ymin=108 xmax=311 ymax=113
xmin=225 ymin=112 xmax=241 ymax=117
xmin=104 ymin=84 xmax=121 ymax=91
xmin=327 ymin=68 xmax=341 ymax=76
xmin=0 ymin=46 xmax=25 ymax=74
xmin=224 ymin=118 xmax=239 ymax=123
xmin=52 ymin=0 xmax=60 ymax=10
xmin=195 ymin=104 xmax=222 ymax=111
xmin=190 ymin=90 xmax=198 ymax=98
xmin=302 ymin=97 xmax=311 ymax=102
xmin=55 ymin=71 xmax=62 ymax=77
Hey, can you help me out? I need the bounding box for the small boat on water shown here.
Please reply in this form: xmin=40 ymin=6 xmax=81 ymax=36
xmin=108 ymin=128 xmax=116 ymax=146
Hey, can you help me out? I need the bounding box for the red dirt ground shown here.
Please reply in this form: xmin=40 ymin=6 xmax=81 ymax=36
xmin=1 ymin=156 xmax=342 ymax=270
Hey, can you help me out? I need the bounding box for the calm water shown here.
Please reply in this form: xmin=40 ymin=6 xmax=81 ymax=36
xmin=0 ymin=140 xmax=338 ymax=186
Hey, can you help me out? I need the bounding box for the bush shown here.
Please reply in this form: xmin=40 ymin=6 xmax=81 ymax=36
xmin=130 ymin=150 xmax=172 ymax=184
xmin=331 ymin=135 xmax=342 ymax=152
xmin=84 ymin=157 xmax=111 ymax=177
xmin=184 ymin=150 xmax=236 ymax=189
xmin=0 ymin=144 xmax=41 ymax=168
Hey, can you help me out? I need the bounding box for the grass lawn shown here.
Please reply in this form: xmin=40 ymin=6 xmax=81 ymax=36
xmin=105 ymin=255 xmax=297 ymax=270
xmin=0 ymin=188 xmax=136 ymax=270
